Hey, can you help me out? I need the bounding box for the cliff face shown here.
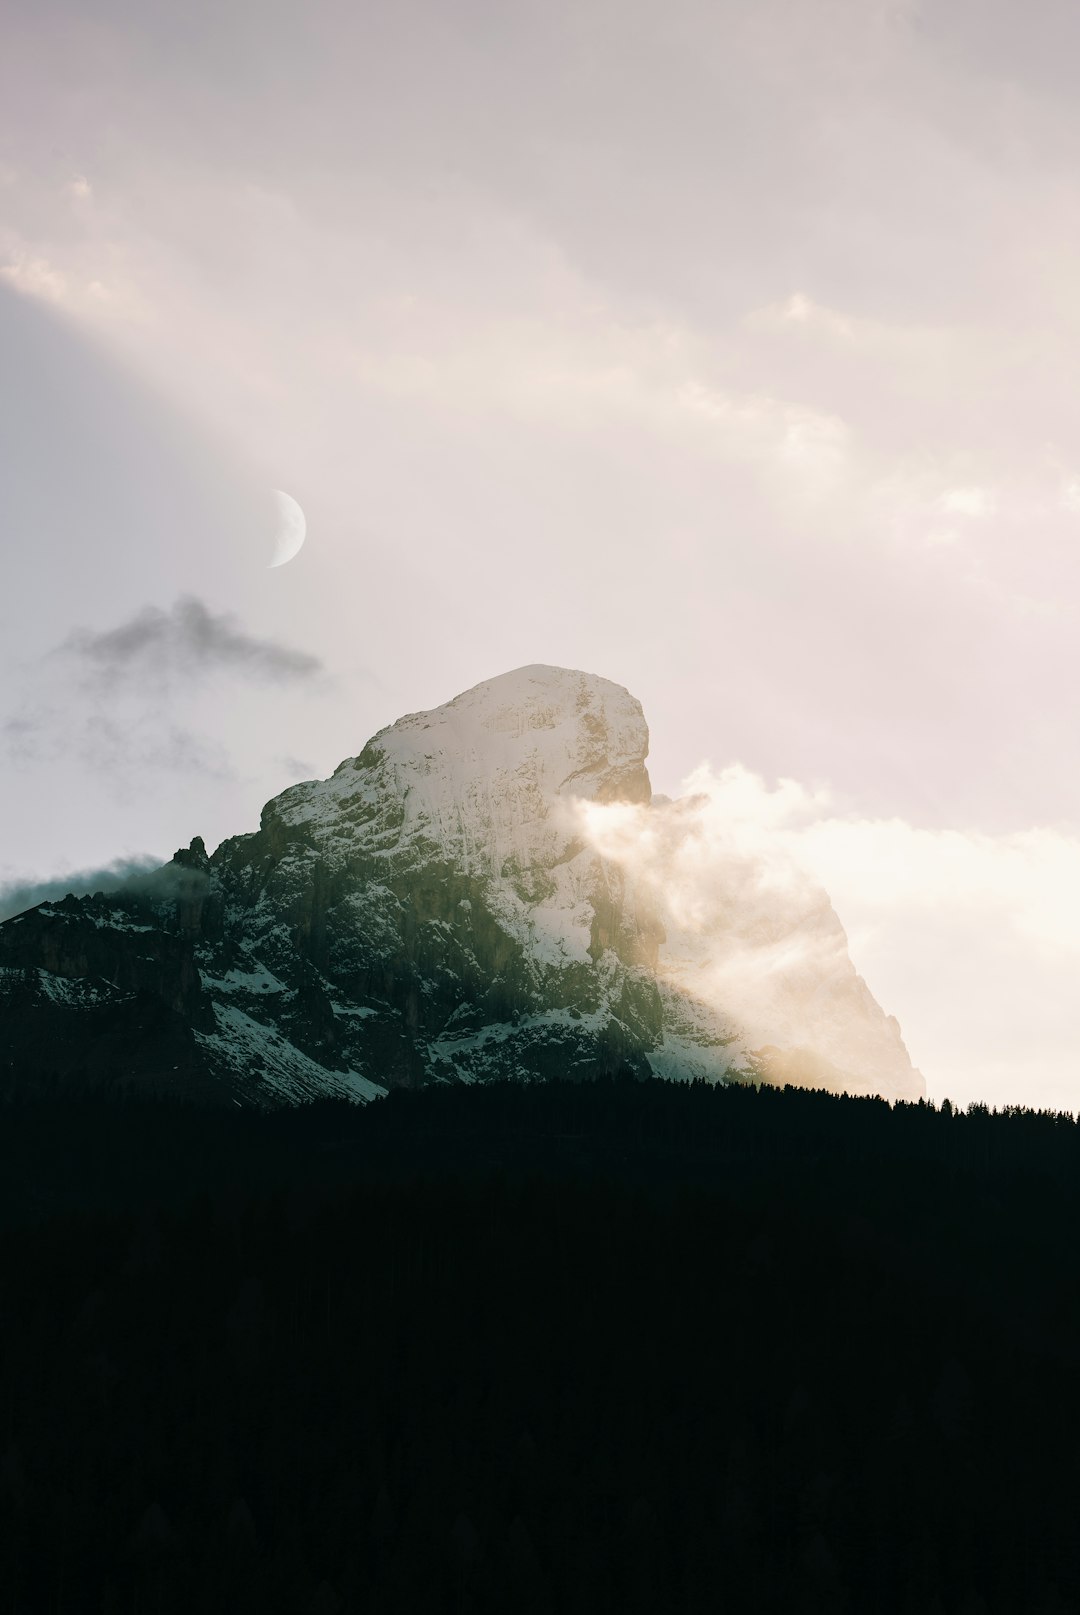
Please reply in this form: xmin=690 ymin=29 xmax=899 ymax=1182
xmin=0 ymin=665 xmax=924 ymax=1105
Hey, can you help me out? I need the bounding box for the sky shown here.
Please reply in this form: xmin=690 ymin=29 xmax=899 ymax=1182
xmin=2 ymin=0 xmax=1080 ymax=1111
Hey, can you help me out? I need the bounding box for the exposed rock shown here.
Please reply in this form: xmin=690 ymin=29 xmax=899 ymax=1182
xmin=0 ymin=665 xmax=924 ymax=1105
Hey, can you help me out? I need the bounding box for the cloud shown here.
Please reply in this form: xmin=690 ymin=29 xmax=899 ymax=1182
xmin=79 ymin=715 xmax=233 ymax=779
xmin=746 ymin=291 xmax=856 ymax=340
xmin=0 ymin=856 xmax=164 ymax=923
xmin=350 ymin=307 xmax=853 ymax=503
xmin=62 ymin=596 xmax=322 ymax=688
xmin=3 ymin=584 xmax=329 ymax=855
xmin=570 ymin=776 xmax=909 ymax=1097
xmin=0 ymin=247 xmax=68 ymax=304
xmin=2 ymin=714 xmax=45 ymax=763
xmin=578 ymin=765 xmax=1080 ymax=1114
xmin=939 ymin=486 xmax=997 ymax=518
xmin=1059 ymin=478 xmax=1080 ymax=514
xmin=3 ymin=703 xmax=231 ymax=780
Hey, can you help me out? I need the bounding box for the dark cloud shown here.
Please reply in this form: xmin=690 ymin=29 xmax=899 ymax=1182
xmin=0 ymin=857 xmax=163 ymax=923
xmin=3 ymin=598 xmax=316 ymax=790
xmin=2 ymin=714 xmax=45 ymax=763
xmin=63 ymin=596 xmax=322 ymax=687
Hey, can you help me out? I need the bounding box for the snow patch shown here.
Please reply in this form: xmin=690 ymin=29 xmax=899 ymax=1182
xmin=195 ymin=1003 xmax=386 ymax=1105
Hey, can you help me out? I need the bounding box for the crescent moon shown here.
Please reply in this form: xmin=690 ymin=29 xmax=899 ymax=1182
xmin=269 ymin=489 xmax=306 ymax=568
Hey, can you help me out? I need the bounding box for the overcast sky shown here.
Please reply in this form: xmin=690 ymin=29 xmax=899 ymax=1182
xmin=3 ymin=0 xmax=1080 ymax=1109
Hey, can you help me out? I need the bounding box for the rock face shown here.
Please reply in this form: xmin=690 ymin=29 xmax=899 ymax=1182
xmin=0 ymin=665 xmax=924 ymax=1105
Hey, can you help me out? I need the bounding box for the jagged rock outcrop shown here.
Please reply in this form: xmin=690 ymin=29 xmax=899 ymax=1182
xmin=0 ymin=666 xmax=924 ymax=1105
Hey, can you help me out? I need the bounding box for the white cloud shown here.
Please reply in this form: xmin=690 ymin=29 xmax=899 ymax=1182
xmin=1059 ymin=478 xmax=1080 ymax=514
xmin=939 ymin=485 xmax=997 ymax=517
xmin=0 ymin=226 xmax=148 ymax=325
xmin=748 ymin=291 xmax=856 ymax=341
xmin=0 ymin=246 xmax=68 ymax=303
xmin=346 ymin=296 xmax=855 ymax=502
xmin=571 ymin=771 xmax=921 ymax=1100
xmin=794 ymin=806 xmax=1080 ymax=1114
xmin=582 ymin=764 xmax=1080 ymax=1114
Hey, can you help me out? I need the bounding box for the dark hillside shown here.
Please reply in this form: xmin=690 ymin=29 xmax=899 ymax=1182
xmin=0 ymin=1077 xmax=1078 ymax=1613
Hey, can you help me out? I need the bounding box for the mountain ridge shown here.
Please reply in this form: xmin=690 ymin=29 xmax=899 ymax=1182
xmin=0 ymin=665 xmax=923 ymax=1105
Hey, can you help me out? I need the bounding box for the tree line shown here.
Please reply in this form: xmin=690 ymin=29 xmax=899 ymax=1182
xmin=1 ymin=1073 xmax=1079 ymax=1612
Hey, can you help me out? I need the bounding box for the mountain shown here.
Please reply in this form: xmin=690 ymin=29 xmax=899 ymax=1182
xmin=0 ymin=665 xmax=923 ymax=1104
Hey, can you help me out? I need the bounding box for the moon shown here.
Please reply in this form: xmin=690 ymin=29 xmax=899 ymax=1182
xmin=269 ymin=489 xmax=306 ymax=568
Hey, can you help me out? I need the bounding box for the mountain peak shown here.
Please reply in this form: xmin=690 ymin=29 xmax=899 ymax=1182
xmin=264 ymin=664 xmax=651 ymax=877
xmin=369 ymin=662 xmax=651 ymax=804
xmin=0 ymin=665 xmax=923 ymax=1106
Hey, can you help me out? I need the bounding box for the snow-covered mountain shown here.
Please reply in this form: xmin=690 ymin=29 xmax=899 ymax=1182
xmin=0 ymin=665 xmax=923 ymax=1104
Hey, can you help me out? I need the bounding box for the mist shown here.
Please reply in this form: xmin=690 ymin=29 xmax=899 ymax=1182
xmin=577 ymin=764 xmax=1080 ymax=1112
xmin=0 ymin=857 xmax=164 ymax=923
xmin=573 ymin=776 xmax=919 ymax=1100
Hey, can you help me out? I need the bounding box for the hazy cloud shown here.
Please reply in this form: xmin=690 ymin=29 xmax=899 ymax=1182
xmin=2 ymin=714 xmax=45 ymax=763
xmin=63 ymin=596 xmax=322 ymax=688
xmin=3 ymin=705 xmax=231 ymax=780
xmin=0 ymin=245 xmax=67 ymax=303
xmin=0 ymin=856 xmax=163 ymax=923
xmin=78 ymin=715 xmax=233 ymax=779
xmin=939 ymin=486 xmax=996 ymax=518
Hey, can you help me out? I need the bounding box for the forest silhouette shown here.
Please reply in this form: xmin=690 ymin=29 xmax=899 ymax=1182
xmin=1 ymin=1073 xmax=1078 ymax=1614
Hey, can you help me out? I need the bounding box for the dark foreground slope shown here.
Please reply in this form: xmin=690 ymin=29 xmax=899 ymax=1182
xmin=1 ymin=1079 xmax=1079 ymax=1615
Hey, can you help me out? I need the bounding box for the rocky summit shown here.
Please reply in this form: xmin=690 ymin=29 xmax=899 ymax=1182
xmin=0 ymin=666 xmax=924 ymax=1105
